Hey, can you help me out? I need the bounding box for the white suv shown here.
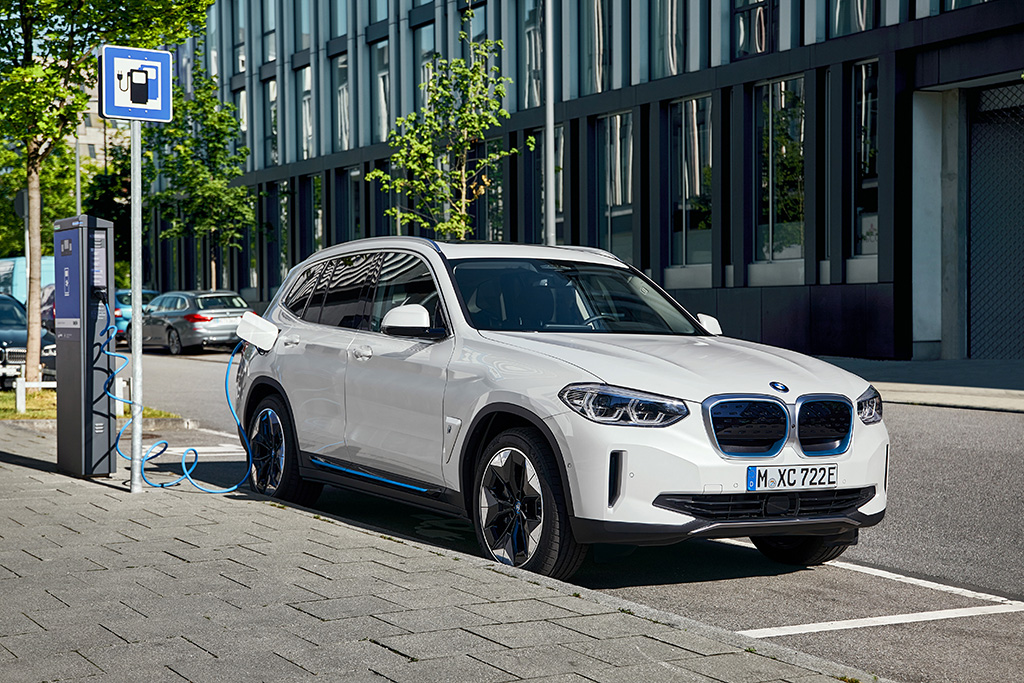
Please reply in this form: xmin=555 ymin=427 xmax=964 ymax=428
xmin=236 ymin=237 xmax=888 ymax=579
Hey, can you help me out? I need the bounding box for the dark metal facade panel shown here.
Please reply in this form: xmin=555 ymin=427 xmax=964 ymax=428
xmin=761 ymin=286 xmax=811 ymax=354
xmin=717 ymin=287 xmax=763 ymax=343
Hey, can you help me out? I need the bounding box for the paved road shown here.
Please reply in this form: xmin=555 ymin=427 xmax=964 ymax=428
xmin=132 ymin=351 xmax=1024 ymax=683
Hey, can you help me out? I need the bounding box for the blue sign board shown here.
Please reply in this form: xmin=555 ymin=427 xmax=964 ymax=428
xmin=98 ymin=45 xmax=173 ymax=123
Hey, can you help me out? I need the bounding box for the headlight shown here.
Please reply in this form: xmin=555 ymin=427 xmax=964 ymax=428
xmin=857 ymin=385 xmax=883 ymax=424
xmin=559 ymin=384 xmax=689 ymax=427
xmin=41 ymin=344 xmax=57 ymax=357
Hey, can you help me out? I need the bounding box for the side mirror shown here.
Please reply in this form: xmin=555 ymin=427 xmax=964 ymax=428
xmin=697 ymin=313 xmax=722 ymax=336
xmin=142 ymin=306 xmax=152 ymax=314
xmin=381 ymin=304 xmax=446 ymax=340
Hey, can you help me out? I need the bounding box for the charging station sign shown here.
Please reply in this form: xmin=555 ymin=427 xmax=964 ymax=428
xmin=98 ymin=45 xmax=173 ymax=122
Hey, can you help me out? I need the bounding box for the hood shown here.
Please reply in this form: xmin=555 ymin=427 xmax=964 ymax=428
xmin=0 ymin=328 xmax=55 ymax=348
xmin=478 ymin=331 xmax=870 ymax=403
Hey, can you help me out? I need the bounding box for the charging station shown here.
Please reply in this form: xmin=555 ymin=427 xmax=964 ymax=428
xmin=54 ymin=215 xmax=117 ymax=478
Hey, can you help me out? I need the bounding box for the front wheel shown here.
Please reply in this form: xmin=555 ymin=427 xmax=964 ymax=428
xmin=472 ymin=427 xmax=588 ymax=580
xmin=751 ymin=534 xmax=852 ymax=565
xmin=247 ymin=394 xmax=322 ymax=506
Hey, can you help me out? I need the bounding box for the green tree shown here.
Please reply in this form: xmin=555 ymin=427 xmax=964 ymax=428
xmin=145 ymin=62 xmax=253 ymax=280
xmin=367 ymin=13 xmax=532 ymax=240
xmin=0 ymin=0 xmax=210 ymax=382
xmin=0 ymin=141 xmax=77 ymax=257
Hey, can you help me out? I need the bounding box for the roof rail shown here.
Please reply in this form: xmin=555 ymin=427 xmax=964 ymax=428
xmin=558 ymin=244 xmax=625 ymax=264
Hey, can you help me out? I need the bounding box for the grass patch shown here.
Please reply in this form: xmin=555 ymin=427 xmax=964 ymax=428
xmin=0 ymin=389 xmax=179 ymax=420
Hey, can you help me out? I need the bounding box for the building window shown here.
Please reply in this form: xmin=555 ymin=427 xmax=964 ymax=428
xmin=518 ymin=0 xmax=543 ymax=109
xmin=944 ymin=0 xmax=992 ymax=9
xmin=670 ymin=96 xmax=713 ymax=266
xmin=340 ymin=166 xmax=364 ymax=241
xmin=295 ymin=0 xmax=311 ymax=51
xmin=264 ymin=80 xmax=278 ymax=165
xmin=371 ymin=40 xmax=390 ymax=144
xmin=297 ymin=66 xmax=313 ymax=160
xmin=534 ymin=125 xmax=565 ymax=244
xmin=597 ymin=112 xmax=634 ymax=262
xmin=208 ymin=5 xmax=220 ymax=78
xmin=234 ymin=88 xmax=248 ymax=137
xmin=332 ymin=0 xmax=349 ymax=36
xmin=333 ymin=53 xmax=352 ymax=151
xmin=370 ymin=0 xmax=387 ymax=24
xmin=829 ymin=0 xmax=878 ymax=38
xmin=263 ymin=0 xmax=277 ymax=62
xmin=853 ymin=61 xmax=878 ymax=256
xmin=232 ymin=0 xmax=246 ymax=73
xmin=580 ymin=0 xmax=612 ymax=96
xmin=650 ymin=0 xmax=685 ymax=79
xmin=733 ymin=0 xmax=777 ymax=60
xmin=413 ymin=24 xmax=435 ymax=110
xmin=755 ymin=77 xmax=805 ymax=262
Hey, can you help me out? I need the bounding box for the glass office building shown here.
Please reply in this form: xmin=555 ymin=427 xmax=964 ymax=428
xmin=153 ymin=0 xmax=1024 ymax=360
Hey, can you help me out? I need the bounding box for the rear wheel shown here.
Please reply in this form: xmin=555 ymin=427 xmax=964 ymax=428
xmin=751 ymin=534 xmax=852 ymax=565
xmin=167 ymin=328 xmax=183 ymax=355
xmin=472 ymin=427 xmax=588 ymax=580
xmin=247 ymin=394 xmax=322 ymax=506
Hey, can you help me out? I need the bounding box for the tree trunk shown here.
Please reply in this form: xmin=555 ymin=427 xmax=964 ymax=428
xmin=25 ymin=138 xmax=42 ymax=386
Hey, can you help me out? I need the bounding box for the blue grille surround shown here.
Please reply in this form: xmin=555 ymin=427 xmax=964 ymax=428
xmin=795 ymin=395 xmax=854 ymax=456
xmin=702 ymin=394 xmax=855 ymax=458
xmin=704 ymin=397 xmax=790 ymax=458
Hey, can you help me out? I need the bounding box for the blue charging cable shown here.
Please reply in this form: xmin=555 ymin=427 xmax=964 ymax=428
xmin=100 ymin=301 xmax=255 ymax=493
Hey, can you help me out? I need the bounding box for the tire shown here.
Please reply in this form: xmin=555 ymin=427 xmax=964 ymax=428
xmin=751 ymin=534 xmax=852 ymax=565
xmin=247 ymin=394 xmax=323 ymax=506
xmin=472 ymin=427 xmax=588 ymax=580
xmin=167 ymin=328 xmax=183 ymax=355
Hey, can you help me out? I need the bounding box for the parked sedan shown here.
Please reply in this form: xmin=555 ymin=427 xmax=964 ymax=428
xmin=0 ymin=293 xmax=56 ymax=388
xmin=136 ymin=290 xmax=252 ymax=354
xmin=113 ymin=288 xmax=159 ymax=342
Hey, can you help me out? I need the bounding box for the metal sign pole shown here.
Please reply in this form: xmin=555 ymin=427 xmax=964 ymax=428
xmin=129 ymin=119 xmax=143 ymax=493
xmin=544 ymin=0 xmax=555 ymax=247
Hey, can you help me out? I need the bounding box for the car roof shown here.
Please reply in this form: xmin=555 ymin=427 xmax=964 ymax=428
xmin=313 ymin=237 xmax=627 ymax=267
xmin=156 ymin=290 xmax=242 ymax=297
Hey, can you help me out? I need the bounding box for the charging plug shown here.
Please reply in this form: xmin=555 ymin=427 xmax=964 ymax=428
xmin=236 ymin=312 xmax=279 ymax=352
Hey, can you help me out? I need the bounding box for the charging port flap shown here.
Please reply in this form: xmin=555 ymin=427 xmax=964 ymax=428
xmin=237 ymin=312 xmax=279 ymax=352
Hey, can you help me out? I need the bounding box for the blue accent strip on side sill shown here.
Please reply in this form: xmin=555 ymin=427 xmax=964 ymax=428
xmin=310 ymin=457 xmax=429 ymax=493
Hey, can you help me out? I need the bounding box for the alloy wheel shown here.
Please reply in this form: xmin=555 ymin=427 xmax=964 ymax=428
xmin=478 ymin=447 xmax=544 ymax=566
xmin=249 ymin=407 xmax=286 ymax=495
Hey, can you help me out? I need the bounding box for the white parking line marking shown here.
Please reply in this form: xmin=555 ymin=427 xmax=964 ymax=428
xmin=712 ymin=538 xmax=1024 ymax=636
xmin=738 ymin=602 xmax=1024 ymax=638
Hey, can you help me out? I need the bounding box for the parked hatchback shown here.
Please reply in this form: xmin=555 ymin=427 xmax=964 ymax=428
xmin=236 ymin=238 xmax=888 ymax=579
xmin=113 ymin=288 xmax=159 ymax=342
xmin=137 ymin=290 xmax=251 ymax=354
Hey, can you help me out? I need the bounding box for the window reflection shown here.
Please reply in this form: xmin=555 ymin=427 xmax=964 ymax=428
xmin=371 ymin=41 xmax=390 ymax=144
xmin=232 ymin=0 xmax=246 ymax=73
xmin=334 ymin=54 xmax=351 ymax=151
xmin=670 ymin=97 xmax=713 ymax=265
xmin=297 ymin=66 xmax=313 ymax=160
xmin=264 ymin=80 xmax=278 ymax=166
xmin=734 ymin=0 xmax=775 ymax=60
xmin=263 ymin=0 xmax=277 ymax=62
xmin=414 ymin=24 xmax=435 ymax=111
xmin=598 ymin=112 xmax=633 ymax=263
xmin=580 ymin=0 xmax=611 ymax=96
xmin=332 ymin=0 xmax=348 ymax=37
xmin=295 ymin=0 xmax=311 ymax=51
xmin=519 ymin=0 xmax=543 ymax=109
xmin=651 ymin=0 xmax=685 ymax=79
xmin=755 ymin=77 xmax=805 ymax=261
xmin=830 ymin=0 xmax=877 ymax=38
xmin=853 ymin=62 xmax=878 ymax=256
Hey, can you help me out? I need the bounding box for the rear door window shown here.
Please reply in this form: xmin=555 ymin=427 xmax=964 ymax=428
xmin=316 ymin=253 xmax=376 ymax=329
xmin=283 ymin=262 xmax=325 ymax=319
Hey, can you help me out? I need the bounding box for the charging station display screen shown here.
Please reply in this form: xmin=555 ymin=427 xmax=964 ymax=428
xmin=90 ymin=233 xmax=107 ymax=288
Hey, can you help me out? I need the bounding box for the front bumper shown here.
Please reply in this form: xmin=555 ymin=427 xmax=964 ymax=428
xmin=544 ymin=404 xmax=889 ymax=545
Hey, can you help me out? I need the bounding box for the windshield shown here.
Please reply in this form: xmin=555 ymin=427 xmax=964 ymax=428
xmin=451 ymin=259 xmax=700 ymax=335
xmin=116 ymin=291 xmax=158 ymax=306
xmin=196 ymin=294 xmax=248 ymax=310
xmin=0 ymin=299 xmax=27 ymax=327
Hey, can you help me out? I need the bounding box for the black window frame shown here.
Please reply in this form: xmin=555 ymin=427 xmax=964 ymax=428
xmin=732 ymin=0 xmax=778 ymax=61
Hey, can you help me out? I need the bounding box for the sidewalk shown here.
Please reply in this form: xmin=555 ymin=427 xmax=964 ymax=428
xmin=822 ymin=356 xmax=1024 ymax=413
xmin=0 ymin=424 xmax=894 ymax=683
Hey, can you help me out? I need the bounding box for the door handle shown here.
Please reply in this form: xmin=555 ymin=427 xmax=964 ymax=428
xmin=352 ymin=345 xmax=373 ymax=361
xmin=281 ymin=336 xmax=300 ymax=348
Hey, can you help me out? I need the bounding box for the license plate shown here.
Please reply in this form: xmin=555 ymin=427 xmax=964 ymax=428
xmin=746 ymin=464 xmax=837 ymax=491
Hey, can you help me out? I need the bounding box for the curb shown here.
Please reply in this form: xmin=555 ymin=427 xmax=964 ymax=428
xmin=1 ymin=417 xmax=200 ymax=433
